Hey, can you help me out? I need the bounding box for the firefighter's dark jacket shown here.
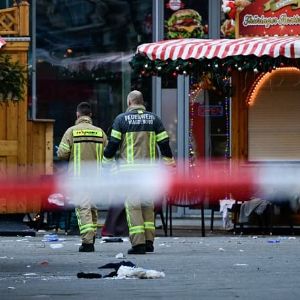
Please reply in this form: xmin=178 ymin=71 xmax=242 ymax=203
xmin=103 ymin=105 xmax=174 ymax=164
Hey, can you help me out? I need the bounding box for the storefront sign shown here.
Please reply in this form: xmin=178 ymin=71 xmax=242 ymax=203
xmin=238 ymin=0 xmax=300 ymax=36
xmin=165 ymin=0 xmax=184 ymax=11
xmin=198 ymin=105 xmax=223 ymax=117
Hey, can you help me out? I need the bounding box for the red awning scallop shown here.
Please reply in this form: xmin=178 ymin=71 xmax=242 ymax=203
xmin=137 ymin=37 xmax=300 ymax=61
xmin=0 ymin=37 xmax=5 ymax=49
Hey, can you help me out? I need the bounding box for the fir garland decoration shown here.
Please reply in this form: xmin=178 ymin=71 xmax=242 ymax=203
xmin=0 ymin=54 xmax=26 ymax=101
xmin=130 ymin=53 xmax=300 ymax=95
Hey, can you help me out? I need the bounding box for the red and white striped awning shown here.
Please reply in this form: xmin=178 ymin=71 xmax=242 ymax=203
xmin=0 ymin=37 xmax=6 ymax=49
xmin=137 ymin=37 xmax=300 ymax=61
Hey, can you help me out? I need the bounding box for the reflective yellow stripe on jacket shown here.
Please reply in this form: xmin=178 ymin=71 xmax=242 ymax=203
xmin=156 ymin=131 xmax=168 ymax=142
xmin=111 ymin=129 xmax=122 ymax=140
xmin=59 ymin=142 xmax=70 ymax=151
xmin=149 ymin=131 xmax=156 ymax=162
xmin=72 ymin=129 xmax=103 ymax=175
xmin=73 ymin=129 xmax=103 ymax=137
xmin=126 ymin=132 xmax=134 ymax=164
xmin=73 ymin=143 xmax=81 ymax=176
xmin=96 ymin=143 xmax=103 ymax=173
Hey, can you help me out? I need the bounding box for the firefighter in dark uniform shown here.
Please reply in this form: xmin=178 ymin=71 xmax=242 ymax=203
xmin=57 ymin=102 xmax=107 ymax=252
xmin=103 ymin=90 xmax=175 ymax=254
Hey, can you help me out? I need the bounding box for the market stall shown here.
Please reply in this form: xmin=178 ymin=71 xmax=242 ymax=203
xmin=131 ymin=0 xmax=300 ymax=231
xmin=132 ymin=36 xmax=300 ymax=161
xmin=0 ymin=1 xmax=54 ymax=214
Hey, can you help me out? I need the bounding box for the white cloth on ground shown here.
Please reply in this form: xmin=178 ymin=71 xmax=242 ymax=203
xmin=219 ymin=199 xmax=235 ymax=229
xmin=116 ymin=266 xmax=165 ymax=279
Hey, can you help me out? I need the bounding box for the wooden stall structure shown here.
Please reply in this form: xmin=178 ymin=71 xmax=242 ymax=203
xmin=0 ymin=1 xmax=54 ymax=214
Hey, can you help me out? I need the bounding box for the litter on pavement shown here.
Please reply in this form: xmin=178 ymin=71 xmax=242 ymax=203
xmin=77 ymin=261 xmax=165 ymax=279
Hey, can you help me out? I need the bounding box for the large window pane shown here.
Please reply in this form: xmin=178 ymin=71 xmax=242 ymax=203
xmin=36 ymin=0 xmax=152 ymax=153
xmin=189 ymin=75 xmax=230 ymax=160
xmin=0 ymin=1 xmax=13 ymax=9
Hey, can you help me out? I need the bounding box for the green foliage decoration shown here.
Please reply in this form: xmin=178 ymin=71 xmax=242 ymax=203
xmin=130 ymin=53 xmax=300 ymax=95
xmin=0 ymin=54 xmax=26 ymax=101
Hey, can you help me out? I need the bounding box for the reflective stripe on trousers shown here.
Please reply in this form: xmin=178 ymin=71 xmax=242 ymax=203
xmin=125 ymin=200 xmax=155 ymax=246
xmin=75 ymin=206 xmax=98 ymax=244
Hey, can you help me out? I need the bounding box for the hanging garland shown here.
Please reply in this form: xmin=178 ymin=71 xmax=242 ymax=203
xmin=224 ymin=95 xmax=231 ymax=159
xmin=130 ymin=53 xmax=300 ymax=95
xmin=0 ymin=54 xmax=26 ymax=101
xmin=188 ymin=76 xmax=231 ymax=164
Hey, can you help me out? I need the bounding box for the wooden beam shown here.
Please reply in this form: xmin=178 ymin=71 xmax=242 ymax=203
xmin=45 ymin=122 xmax=54 ymax=175
xmin=18 ymin=1 xmax=29 ymax=36
xmin=0 ymin=140 xmax=17 ymax=156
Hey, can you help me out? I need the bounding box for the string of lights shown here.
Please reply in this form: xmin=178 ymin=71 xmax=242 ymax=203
xmin=131 ymin=54 xmax=300 ymax=94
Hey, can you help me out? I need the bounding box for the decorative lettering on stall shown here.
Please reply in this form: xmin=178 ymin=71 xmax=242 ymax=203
xmin=243 ymin=13 xmax=300 ymax=28
xmin=264 ymin=0 xmax=300 ymax=12
xmin=238 ymin=0 xmax=300 ymax=36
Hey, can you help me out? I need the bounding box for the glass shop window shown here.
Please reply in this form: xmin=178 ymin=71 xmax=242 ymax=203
xmin=161 ymin=75 xmax=178 ymax=157
xmin=0 ymin=0 xmax=14 ymax=9
xmin=35 ymin=0 xmax=153 ymax=156
xmin=189 ymin=74 xmax=230 ymax=160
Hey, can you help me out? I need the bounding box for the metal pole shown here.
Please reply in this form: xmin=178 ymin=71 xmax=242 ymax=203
xmin=152 ymin=77 xmax=162 ymax=117
xmin=209 ymin=0 xmax=221 ymax=38
xmin=122 ymin=53 xmax=131 ymax=112
xmin=152 ymin=0 xmax=164 ymax=42
xmin=177 ymin=75 xmax=184 ymax=160
xmin=31 ymin=0 xmax=37 ymax=119
xmin=184 ymin=75 xmax=190 ymax=163
xmin=229 ymin=79 xmax=232 ymax=158
xmin=177 ymin=75 xmax=190 ymax=161
xmin=204 ymin=91 xmax=211 ymax=158
xmin=152 ymin=0 xmax=164 ymax=116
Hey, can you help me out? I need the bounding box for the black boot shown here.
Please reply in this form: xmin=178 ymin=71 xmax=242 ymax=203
xmin=146 ymin=240 xmax=154 ymax=253
xmin=127 ymin=244 xmax=146 ymax=254
xmin=79 ymin=243 xmax=95 ymax=252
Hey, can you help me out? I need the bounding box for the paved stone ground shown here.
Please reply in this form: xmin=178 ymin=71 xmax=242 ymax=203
xmin=0 ymin=227 xmax=300 ymax=300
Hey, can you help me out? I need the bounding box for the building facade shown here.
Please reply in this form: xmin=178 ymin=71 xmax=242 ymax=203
xmin=2 ymin=1 xmax=300 ymax=219
xmin=1 ymin=0 xmax=226 ymax=164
